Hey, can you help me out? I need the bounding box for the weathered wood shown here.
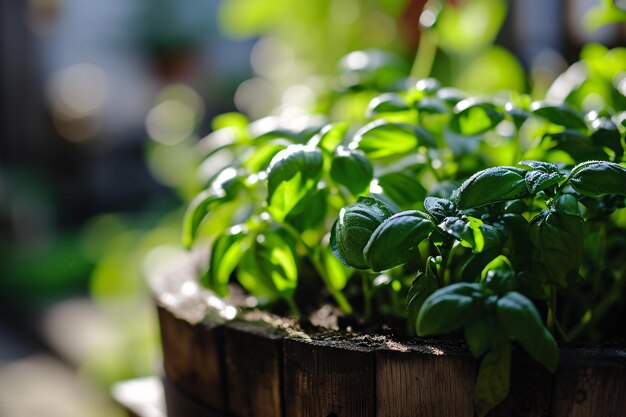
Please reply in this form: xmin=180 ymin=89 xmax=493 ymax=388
xmin=162 ymin=376 xmax=229 ymax=417
xmin=490 ymin=351 xmax=552 ymax=417
xmin=376 ymin=339 xmax=476 ymax=417
xmin=157 ymin=305 xmax=226 ymax=410
xmin=284 ymin=334 xmax=376 ymax=417
xmin=224 ymin=320 xmax=285 ymax=417
xmin=551 ymin=347 xmax=626 ymax=417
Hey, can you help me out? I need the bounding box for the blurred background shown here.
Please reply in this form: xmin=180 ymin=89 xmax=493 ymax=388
xmin=0 ymin=0 xmax=624 ymax=415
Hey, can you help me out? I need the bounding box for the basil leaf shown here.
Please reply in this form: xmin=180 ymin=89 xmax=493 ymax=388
xmin=529 ymin=210 xmax=584 ymax=288
xmin=308 ymin=122 xmax=349 ymax=154
xmin=364 ymin=210 xmax=434 ymax=272
xmin=504 ymin=102 xmax=530 ymax=129
xmin=350 ymin=120 xmax=436 ymax=159
xmin=267 ymin=145 xmax=323 ymax=221
xmin=331 ymin=197 xmax=396 ymax=269
xmin=407 ymin=257 xmax=439 ymax=334
xmin=416 ymin=97 xmax=448 ymax=114
xmin=243 ymin=140 xmax=289 ymax=172
xmin=474 ymin=342 xmax=511 ymax=417
xmin=496 ymin=291 xmax=558 ymax=372
xmin=330 ymin=147 xmax=373 ymax=196
xmin=182 ymin=189 xmax=226 ymax=249
xmin=440 ymin=216 xmax=504 ymax=253
xmin=481 ymin=255 xmax=515 ymax=293
xmin=456 ymin=166 xmax=529 ymax=209
xmin=530 ymin=101 xmax=587 ymax=129
xmin=451 ymin=99 xmax=504 ymax=136
xmin=416 ymin=282 xmax=481 ymax=336
xmin=284 ymin=186 xmax=328 ymax=231
xmin=568 ymin=160 xmax=626 ymax=196
xmin=543 ymin=130 xmax=610 ymax=162
xmin=464 ymin=315 xmax=494 ymax=358
xmin=366 ymin=93 xmax=410 ymax=117
xmin=590 ymin=117 xmax=623 ymax=161
xmin=208 ymin=227 xmax=248 ymax=296
xmin=377 ymin=172 xmax=427 ymax=207
xmin=424 ymin=197 xmax=457 ymax=223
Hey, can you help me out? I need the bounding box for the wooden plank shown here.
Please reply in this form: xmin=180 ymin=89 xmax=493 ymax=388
xmin=284 ymin=334 xmax=376 ymax=417
xmin=162 ymin=376 xmax=229 ymax=417
xmin=157 ymin=305 xmax=226 ymax=411
xmin=376 ymin=339 xmax=476 ymax=417
xmin=224 ymin=320 xmax=285 ymax=417
xmin=551 ymin=346 xmax=626 ymax=417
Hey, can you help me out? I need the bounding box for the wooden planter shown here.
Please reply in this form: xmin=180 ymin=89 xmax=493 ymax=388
xmin=151 ymin=255 xmax=626 ymax=417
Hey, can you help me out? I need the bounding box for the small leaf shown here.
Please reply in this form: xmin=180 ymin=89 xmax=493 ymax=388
xmin=407 ymin=257 xmax=439 ymax=334
xmin=496 ymin=292 xmax=558 ymax=372
xmin=520 ymin=162 xmax=564 ymax=195
xmin=568 ymin=160 xmax=626 ymax=196
xmin=481 ymin=255 xmax=515 ymax=293
xmin=530 ymin=101 xmax=587 ymax=129
xmin=474 ymin=342 xmax=511 ymax=417
xmin=364 ymin=210 xmax=435 ymax=271
xmin=331 ymin=197 xmax=396 ymax=269
xmin=451 ymin=99 xmax=504 ymax=136
xmin=366 ymin=93 xmax=410 ymax=117
xmin=456 ymin=166 xmax=529 ymax=209
xmin=267 ymin=145 xmax=323 ymax=221
xmin=308 ymin=122 xmax=349 ymax=154
xmin=439 ymin=217 xmax=504 ymax=253
xmin=544 ymin=130 xmax=610 ymax=162
xmin=377 ymin=172 xmax=427 ymax=207
xmin=208 ymin=227 xmax=248 ymax=296
xmin=330 ymin=147 xmax=374 ymax=196
xmin=350 ymin=120 xmax=436 ymax=160
xmin=416 ymin=97 xmax=448 ymax=114
xmin=416 ymin=282 xmax=481 ymax=336
xmin=424 ymin=197 xmax=457 ymax=223
xmin=590 ymin=116 xmax=623 ymax=160
xmin=464 ymin=316 xmax=494 ymax=357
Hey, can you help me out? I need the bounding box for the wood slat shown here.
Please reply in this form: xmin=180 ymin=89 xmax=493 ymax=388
xmin=224 ymin=320 xmax=285 ymax=417
xmin=157 ymin=305 xmax=226 ymax=411
xmin=284 ymin=335 xmax=376 ymax=417
xmin=376 ymin=339 xmax=476 ymax=417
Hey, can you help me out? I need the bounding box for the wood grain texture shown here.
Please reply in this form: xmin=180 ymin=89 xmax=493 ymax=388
xmin=284 ymin=335 xmax=376 ymax=417
xmin=551 ymin=347 xmax=626 ymax=417
xmin=163 ymin=376 xmax=229 ymax=417
xmin=376 ymin=340 xmax=476 ymax=417
xmin=224 ymin=321 xmax=285 ymax=417
xmin=157 ymin=304 xmax=226 ymax=410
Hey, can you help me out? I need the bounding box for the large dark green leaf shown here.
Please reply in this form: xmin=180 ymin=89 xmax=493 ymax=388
xmin=424 ymin=197 xmax=457 ymax=223
xmin=407 ymin=257 xmax=439 ymax=334
xmin=208 ymin=227 xmax=248 ymax=296
xmin=590 ymin=116 xmax=623 ymax=160
xmin=496 ymin=291 xmax=558 ymax=372
xmin=530 ymin=101 xmax=587 ymax=129
xmin=456 ymin=167 xmax=529 ymax=209
xmin=267 ymin=145 xmax=323 ymax=221
xmin=568 ymin=160 xmax=626 ymax=196
xmin=331 ymin=197 xmax=396 ymax=269
xmin=519 ymin=160 xmax=564 ymax=194
xmin=416 ymin=282 xmax=481 ymax=336
xmin=330 ymin=147 xmax=373 ymax=196
xmin=474 ymin=342 xmax=511 ymax=417
xmin=529 ymin=210 xmax=584 ymax=288
xmin=350 ymin=120 xmax=436 ymax=160
xmin=377 ymin=172 xmax=427 ymax=207
xmin=364 ymin=210 xmax=435 ymax=271
xmin=451 ymin=99 xmax=504 ymax=136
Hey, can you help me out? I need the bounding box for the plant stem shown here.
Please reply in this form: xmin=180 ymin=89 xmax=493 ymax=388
xmin=286 ymin=296 xmax=302 ymax=317
xmin=410 ymin=29 xmax=438 ymax=80
xmin=547 ymin=286 xmax=568 ymax=341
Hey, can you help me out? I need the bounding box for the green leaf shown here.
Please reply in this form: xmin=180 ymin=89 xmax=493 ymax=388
xmin=407 ymin=257 xmax=439 ymax=334
xmin=284 ymin=186 xmax=329 ymax=231
xmin=496 ymin=292 xmax=559 ymax=372
xmin=415 ymin=78 xmax=441 ymax=94
xmin=243 ymin=140 xmax=289 ymax=172
xmin=464 ymin=316 xmax=494 ymax=357
xmin=544 ymin=130 xmax=610 ymax=162
xmin=568 ymin=160 xmax=626 ymax=196
xmin=520 ymin=160 xmax=564 ymax=194
xmin=308 ymin=122 xmax=349 ymax=154
xmin=456 ymin=166 xmax=529 ymax=209
xmin=481 ymin=255 xmax=515 ymax=293
xmin=416 ymin=97 xmax=448 ymax=114
xmin=590 ymin=116 xmax=623 ymax=160
xmin=320 ymin=243 xmax=351 ymax=292
xmin=377 ymin=172 xmax=427 ymax=207
xmin=504 ymin=102 xmax=530 ymax=129
xmin=350 ymin=121 xmax=436 ymax=160
xmin=364 ymin=210 xmax=435 ymax=271
xmin=530 ymin=101 xmax=587 ymax=129
xmin=331 ymin=197 xmax=396 ymax=269
xmin=451 ymin=99 xmax=504 ymax=136
xmin=366 ymin=93 xmax=410 ymax=117
xmin=182 ymin=189 xmax=226 ymax=249
xmin=330 ymin=147 xmax=373 ymax=196
xmin=208 ymin=227 xmax=248 ymax=296
xmin=474 ymin=342 xmax=511 ymax=417
xmin=529 ymin=210 xmax=584 ymax=288
xmin=424 ymin=197 xmax=457 ymax=223
xmin=416 ymin=282 xmax=481 ymax=336
xmin=439 ymin=216 xmax=504 ymax=253
xmin=267 ymin=145 xmax=323 ymax=221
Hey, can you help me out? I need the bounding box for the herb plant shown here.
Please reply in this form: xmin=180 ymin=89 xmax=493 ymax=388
xmin=184 ymin=46 xmax=626 ymax=415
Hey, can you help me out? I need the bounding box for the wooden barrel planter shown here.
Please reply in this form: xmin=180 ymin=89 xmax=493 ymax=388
xmin=151 ymin=255 xmax=626 ymax=417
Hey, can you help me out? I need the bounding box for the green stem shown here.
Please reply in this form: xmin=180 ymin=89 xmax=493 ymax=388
xmin=410 ymin=29 xmax=438 ymax=80
xmin=286 ymin=295 xmax=302 ymax=317
xmin=547 ymin=286 xmax=568 ymax=341
xmin=281 ymin=222 xmax=353 ymax=314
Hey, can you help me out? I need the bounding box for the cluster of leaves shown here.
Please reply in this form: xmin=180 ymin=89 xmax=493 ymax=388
xmin=184 ymin=46 xmax=626 ymax=415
